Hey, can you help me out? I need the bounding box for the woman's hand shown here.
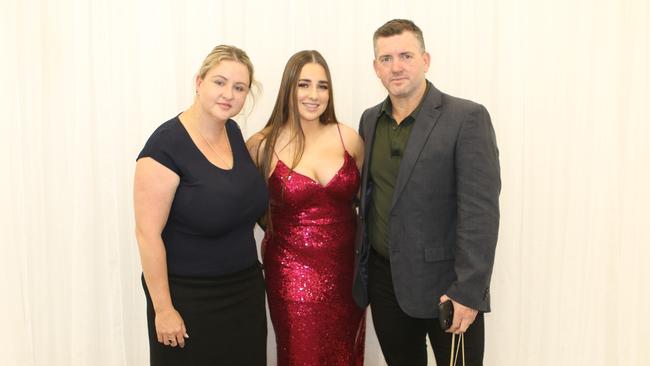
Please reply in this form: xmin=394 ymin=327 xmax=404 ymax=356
xmin=155 ymin=307 xmax=189 ymax=348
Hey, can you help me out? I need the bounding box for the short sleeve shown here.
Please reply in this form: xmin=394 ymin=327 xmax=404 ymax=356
xmin=137 ymin=124 xmax=181 ymax=175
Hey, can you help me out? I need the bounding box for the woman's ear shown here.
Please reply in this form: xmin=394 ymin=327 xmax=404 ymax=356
xmin=195 ymin=74 xmax=202 ymax=94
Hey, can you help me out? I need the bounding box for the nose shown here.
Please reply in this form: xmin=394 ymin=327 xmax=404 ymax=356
xmin=223 ymin=86 xmax=233 ymax=100
xmin=390 ymin=59 xmax=403 ymax=74
xmin=308 ymin=85 xmax=318 ymax=99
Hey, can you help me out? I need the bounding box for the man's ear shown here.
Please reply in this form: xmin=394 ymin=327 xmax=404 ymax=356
xmin=422 ymin=52 xmax=431 ymax=73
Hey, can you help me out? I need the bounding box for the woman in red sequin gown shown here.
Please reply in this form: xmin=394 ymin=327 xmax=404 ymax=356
xmin=247 ymin=50 xmax=365 ymax=366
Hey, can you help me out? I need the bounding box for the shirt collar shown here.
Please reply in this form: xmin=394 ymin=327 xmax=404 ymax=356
xmin=379 ymin=80 xmax=431 ymax=122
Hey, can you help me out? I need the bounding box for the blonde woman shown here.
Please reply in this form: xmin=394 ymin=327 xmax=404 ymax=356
xmin=134 ymin=45 xmax=267 ymax=365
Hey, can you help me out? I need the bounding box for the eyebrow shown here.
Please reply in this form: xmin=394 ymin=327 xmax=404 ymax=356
xmin=298 ymin=79 xmax=329 ymax=84
xmin=378 ymin=51 xmax=414 ymax=58
xmin=212 ymin=74 xmax=247 ymax=86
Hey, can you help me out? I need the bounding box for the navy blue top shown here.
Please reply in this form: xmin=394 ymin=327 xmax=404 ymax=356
xmin=137 ymin=116 xmax=268 ymax=277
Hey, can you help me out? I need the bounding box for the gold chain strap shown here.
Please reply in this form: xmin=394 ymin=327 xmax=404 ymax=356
xmin=449 ymin=333 xmax=465 ymax=366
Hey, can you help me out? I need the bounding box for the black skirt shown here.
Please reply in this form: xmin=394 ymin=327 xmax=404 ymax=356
xmin=142 ymin=263 xmax=267 ymax=366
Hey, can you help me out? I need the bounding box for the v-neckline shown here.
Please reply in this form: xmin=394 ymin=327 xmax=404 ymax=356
xmin=176 ymin=117 xmax=235 ymax=171
xmin=274 ymin=151 xmax=351 ymax=188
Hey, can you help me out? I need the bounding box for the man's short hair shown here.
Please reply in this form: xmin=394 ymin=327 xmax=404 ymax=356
xmin=373 ymin=19 xmax=426 ymax=54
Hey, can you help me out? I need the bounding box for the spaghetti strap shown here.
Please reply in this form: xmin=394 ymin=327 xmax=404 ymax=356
xmin=335 ymin=123 xmax=347 ymax=153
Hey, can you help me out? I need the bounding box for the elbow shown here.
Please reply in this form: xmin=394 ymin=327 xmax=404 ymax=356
xmin=135 ymin=226 xmax=162 ymax=249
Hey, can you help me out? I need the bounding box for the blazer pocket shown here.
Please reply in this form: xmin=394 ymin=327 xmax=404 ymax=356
xmin=424 ymin=246 xmax=455 ymax=262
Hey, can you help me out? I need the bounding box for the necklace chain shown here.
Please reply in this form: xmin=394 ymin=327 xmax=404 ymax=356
xmin=191 ymin=123 xmax=232 ymax=169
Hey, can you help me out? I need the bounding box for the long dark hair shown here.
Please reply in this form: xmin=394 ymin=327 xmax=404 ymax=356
xmin=256 ymin=50 xmax=338 ymax=180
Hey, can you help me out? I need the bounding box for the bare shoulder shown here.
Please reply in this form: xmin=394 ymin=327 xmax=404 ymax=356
xmin=246 ymin=131 xmax=266 ymax=149
xmin=336 ymin=122 xmax=364 ymax=166
xmin=245 ymin=131 xmax=267 ymax=165
xmin=336 ymin=122 xmax=363 ymax=148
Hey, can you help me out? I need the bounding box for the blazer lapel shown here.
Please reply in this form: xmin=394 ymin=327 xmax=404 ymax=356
xmin=390 ymin=85 xmax=443 ymax=211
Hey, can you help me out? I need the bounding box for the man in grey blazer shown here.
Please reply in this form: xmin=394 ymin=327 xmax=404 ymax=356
xmin=353 ymin=19 xmax=501 ymax=365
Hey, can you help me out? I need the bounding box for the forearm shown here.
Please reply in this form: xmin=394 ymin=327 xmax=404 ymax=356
xmin=137 ymin=231 xmax=174 ymax=313
xmin=448 ymin=104 xmax=501 ymax=310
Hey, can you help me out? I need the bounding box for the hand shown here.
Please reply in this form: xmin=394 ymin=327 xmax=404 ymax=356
xmin=439 ymin=294 xmax=478 ymax=334
xmin=155 ymin=307 xmax=189 ymax=348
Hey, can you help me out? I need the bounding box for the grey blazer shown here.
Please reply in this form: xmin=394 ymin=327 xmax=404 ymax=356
xmin=352 ymin=83 xmax=501 ymax=318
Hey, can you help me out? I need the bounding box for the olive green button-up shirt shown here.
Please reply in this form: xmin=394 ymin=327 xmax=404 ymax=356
xmin=368 ymin=81 xmax=431 ymax=258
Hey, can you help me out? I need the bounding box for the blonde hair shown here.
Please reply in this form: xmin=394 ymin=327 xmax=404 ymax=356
xmin=197 ymin=44 xmax=255 ymax=86
xmin=196 ymin=44 xmax=260 ymax=112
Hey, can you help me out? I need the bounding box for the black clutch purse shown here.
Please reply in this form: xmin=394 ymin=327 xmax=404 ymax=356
xmin=438 ymin=299 xmax=454 ymax=330
xmin=439 ymin=300 xmax=465 ymax=365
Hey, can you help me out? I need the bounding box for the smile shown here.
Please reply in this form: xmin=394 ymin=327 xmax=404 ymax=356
xmin=302 ymin=102 xmax=320 ymax=111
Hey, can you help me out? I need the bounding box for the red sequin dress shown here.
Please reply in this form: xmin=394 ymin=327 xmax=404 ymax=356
xmin=263 ymin=127 xmax=365 ymax=366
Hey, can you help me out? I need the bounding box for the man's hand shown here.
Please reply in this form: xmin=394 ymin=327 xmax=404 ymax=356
xmin=439 ymin=294 xmax=478 ymax=334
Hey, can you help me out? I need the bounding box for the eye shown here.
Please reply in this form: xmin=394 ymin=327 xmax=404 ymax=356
xmin=214 ymin=79 xmax=225 ymax=86
xmin=234 ymin=85 xmax=247 ymax=93
xmin=400 ymin=53 xmax=413 ymax=60
xmin=379 ymin=56 xmax=391 ymax=64
xmin=318 ymin=84 xmax=329 ymax=90
xmin=298 ymin=82 xmax=309 ymax=88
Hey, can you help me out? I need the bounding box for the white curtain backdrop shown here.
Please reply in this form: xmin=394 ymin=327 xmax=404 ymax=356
xmin=2 ymin=0 xmax=648 ymax=364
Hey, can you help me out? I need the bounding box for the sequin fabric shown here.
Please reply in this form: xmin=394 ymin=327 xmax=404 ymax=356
xmin=263 ymin=150 xmax=366 ymax=366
